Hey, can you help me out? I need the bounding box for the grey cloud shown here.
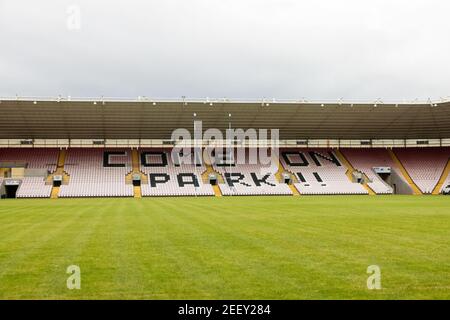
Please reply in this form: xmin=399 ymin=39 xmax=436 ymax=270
xmin=0 ymin=0 xmax=449 ymax=100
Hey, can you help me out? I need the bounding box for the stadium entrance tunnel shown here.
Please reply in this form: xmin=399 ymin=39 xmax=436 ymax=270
xmin=209 ymin=175 xmax=218 ymax=186
xmin=5 ymin=184 xmax=18 ymax=198
xmin=374 ymin=167 xmax=413 ymax=194
xmin=132 ymin=174 xmax=141 ymax=187
xmin=52 ymin=175 xmax=62 ymax=187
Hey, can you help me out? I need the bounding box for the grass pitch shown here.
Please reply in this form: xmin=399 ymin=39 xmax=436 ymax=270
xmin=0 ymin=196 xmax=449 ymax=300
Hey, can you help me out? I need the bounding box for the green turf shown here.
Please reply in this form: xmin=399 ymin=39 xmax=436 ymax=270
xmin=0 ymin=195 xmax=449 ymax=300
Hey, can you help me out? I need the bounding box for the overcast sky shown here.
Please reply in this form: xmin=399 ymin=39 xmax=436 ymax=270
xmin=1 ymin=0 xmax=449 ymax=101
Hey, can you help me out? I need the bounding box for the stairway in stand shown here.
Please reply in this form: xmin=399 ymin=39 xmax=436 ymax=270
xmin=133 ymin=185 xmax=142 ymax=198
xmin=48 ymin=149 xmax=70 ymax=199
xmin=201 ymin=154 xmax=223 ymax=197
xmin=335 ymin=149 xmax=375 ymax=195
xmin=432 ymin=158 xmax=450 ymax=194
xmin=388 ymin=149 xmax=422 ymax=195
xmin=275 ymin=156 xmax=300 ymax=196
xmin=126 ymin=149 xmax=148 ymax=198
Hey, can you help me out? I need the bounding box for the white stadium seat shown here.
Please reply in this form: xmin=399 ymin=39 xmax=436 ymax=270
xmin=394 ymin=147 xmax=450 ymax=194
xmin=140 ymin=150 xmax=215 ymax=197
xmin=280 ymin=148 xmax=367 ymax=195
xmin=1 ymin=147 xmax=449 ymax=198
xmin=0 ymin=148 xmax=58 ymax=198
xmin=59 ymin=149 xmax=133 ymax=197
xmin=340 ymin=148 xmax=399 ymax=194
xmin=212 ymin=149 xmax=292 ymax=196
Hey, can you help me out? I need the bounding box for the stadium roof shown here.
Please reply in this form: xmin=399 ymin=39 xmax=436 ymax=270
xmin=1 ymin=97 xmax=450 ymax=140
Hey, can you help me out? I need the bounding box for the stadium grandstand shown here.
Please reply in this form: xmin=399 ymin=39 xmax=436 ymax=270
xmin=1 ymin=97 xmax=450 ymax=199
